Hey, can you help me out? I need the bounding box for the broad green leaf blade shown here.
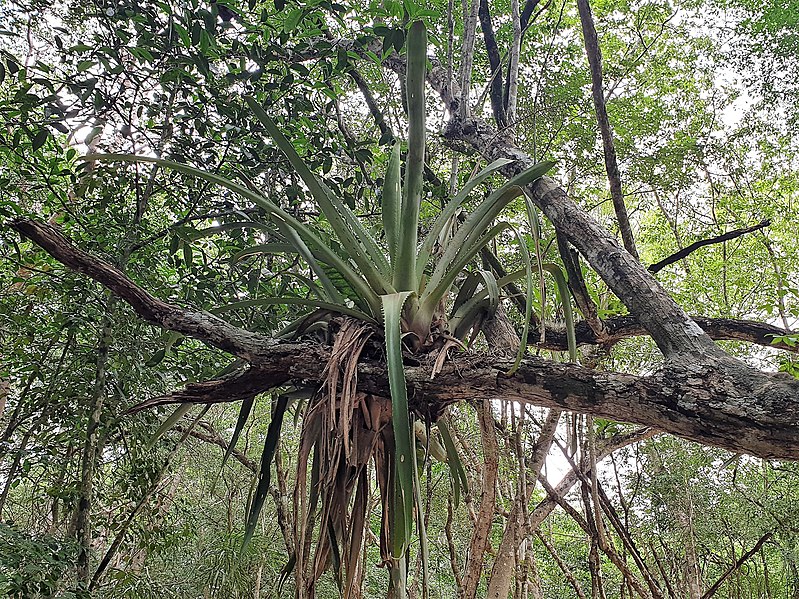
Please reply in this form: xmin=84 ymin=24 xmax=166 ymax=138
xmin=393 ymin=21 xmax=427 ymax=292
xmin=146 ymin=403 xmax=195 ymax=450
xmin=212 ymin=297 xmax=376 ymax=323
xmin=243 ymin=393 xmax=289 ymax=548
xmin=451 ymin=270 xmax=499 ymax=317
xmin=543 ymin=263 xmax=578 ymax=362
xmin=416 ymin=157 xmax=514 ymax=279
xmin=244 ymin=96 xmax=392 ymax=292
xmin=381 ymin=291 xmax=415 ymax=558
xmin=450 ymin=271 xmax=500 ymax=341
xmin=383 ymin=142 xmax=402 ymax=267
xmin=437 ymin=420 xmax=467 ymax=508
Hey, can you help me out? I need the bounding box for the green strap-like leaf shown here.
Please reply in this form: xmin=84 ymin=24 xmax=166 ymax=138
xmin=212 ymin=297 xmax=376 ymax=323
xmin=230 ymin=243 xmax=297 ymax=262
xmin=243 ymin=393 xmax=289 ymax=548
xmin=416 ymin=157 xmax=514 ymax=279
xmin=411 ymin=419 xmax=430 ymax=599
xmin=505 ymin=223 xmax=536 ymax=375
xmin=450 ymin=270 xmax=500 ymax=340
xmin=383 ymin=142 xmax=402 ymax=267
xmin=437 ymin=420 xmax=468 ymax=508
xmin=146 ymin=403 xmax=195 ymax=450
xmin=381 ymin=291 xmax=416 ymax=558
xmin=244 ymin=97 xmax=392 ymax=293
xmin=416 ymin=222 xmax=511 ymax=328
xmin=216 ymin=394 xmax=256 ymax=482
xmin=542 ymin=263 xmax=578 ymax=362
xmin=393 ymin=21 xmax=427 ymax=292
xmin=422 ymin=161 xmax=555 ymax=309
xmin=86 ymin=154 xmax=382 ymax=316
xmin=271 ymin=218 xmax=345 ymax=304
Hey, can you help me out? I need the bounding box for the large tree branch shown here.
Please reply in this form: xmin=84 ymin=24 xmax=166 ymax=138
xmin=10 ymin=219 xmax=799 ymax=459
xmin=576 ymin=0 xmax=639 ymax=259
xmin=9 ymin=219 xmax=274 ymax=362
xmin=112 ymin=342 xmax=799 ymax=460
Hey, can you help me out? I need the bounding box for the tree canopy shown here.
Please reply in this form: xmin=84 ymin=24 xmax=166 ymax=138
xmin=1 ymin=0 xmax=798 ymax=597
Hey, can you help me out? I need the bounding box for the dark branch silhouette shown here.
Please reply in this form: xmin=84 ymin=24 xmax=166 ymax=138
xmin=648 ymin=219 xmax=771 ymax=273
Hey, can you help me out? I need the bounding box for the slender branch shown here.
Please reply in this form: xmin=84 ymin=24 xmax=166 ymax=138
xmin=648 ymin=219 xmax=771 ymax=273
xmin=176 ymin=424 xmax=257 ymax=472
xmin=126 ymin=366 xmax=286 ymax=413
xmin=504 ymin=0 xmax=521 ymax=127
xmin=461 ymin=401 xmax=499 ymax=599
xmin=555 ymin=231 xmax=603 ymax=335
xmin=576 ymin=0 xmax=638 ymax=260
xmin=478 ymin=0 xmax=507 ymax=127
xmin=349 ymin=68 xmax=393 ymax=142
xmin=530 ymin=314 xmax=799 ymax=354
xmin=520 ymin=0 xmax=544 ymax=32
xmin=458 ymin=0 xmax=481 ymax=118
xmin=700 ymin=532 xmax=773 ymax=599
xmin=536 ymin=531 xmax=588 ymax=599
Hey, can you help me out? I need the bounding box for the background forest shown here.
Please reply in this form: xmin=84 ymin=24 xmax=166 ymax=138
xmin=1 ymin=0 xmax=798 ymax=597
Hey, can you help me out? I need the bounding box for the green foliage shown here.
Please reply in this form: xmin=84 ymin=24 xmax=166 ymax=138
xmin=1 ymin=0 xmax=798 ymax=597
xmin=0 ymin=524 xmax=78 ymax=598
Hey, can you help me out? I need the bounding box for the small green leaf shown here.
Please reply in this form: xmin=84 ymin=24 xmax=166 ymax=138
xmin=284 ymin=8 xmax=303 ymax=32
xmin=31 ymin=128 xmax=49 ymax=152
xmin=144 ymin=348 xmax=167 ymax=367
xmin=84 ymin=125 xmax=103 ymax=145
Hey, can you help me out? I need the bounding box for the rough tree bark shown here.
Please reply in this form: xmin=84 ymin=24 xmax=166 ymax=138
xmin=8 ymin=29 xmax=799 ymax=469
xmin=576 ymin=0 xmax=639 ymax=259
xmin=8 ymin=218 xmax=799 ymax=460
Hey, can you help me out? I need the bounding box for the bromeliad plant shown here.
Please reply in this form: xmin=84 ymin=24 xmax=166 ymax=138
xmin=92 ymin=21 xmax=553 ymax=598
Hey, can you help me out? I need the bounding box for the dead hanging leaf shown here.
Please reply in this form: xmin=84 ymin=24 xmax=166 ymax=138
xmin=295 ymin=319 xmax=401 ymax=597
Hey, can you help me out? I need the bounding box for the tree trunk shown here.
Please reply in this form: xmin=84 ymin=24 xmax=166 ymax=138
xmin=461 ymin=401 xmax=499 ymax=599
xmin=71 ymin=297 xmax=115 ymax=585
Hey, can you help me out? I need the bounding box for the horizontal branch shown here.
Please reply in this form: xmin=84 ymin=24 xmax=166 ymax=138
xmin=125 ymin=365 xmax=290 ymax=413
xmin=533 ymin=315 xmax=798 ymax=354
xmin=649 ymin=219 xmax=771 ymax=273
xmin=10 ymin=219 xmax=273 ymax=362
xmin=124 ymin=341 xmax=799 ymax=461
